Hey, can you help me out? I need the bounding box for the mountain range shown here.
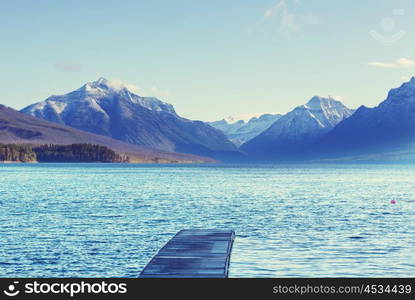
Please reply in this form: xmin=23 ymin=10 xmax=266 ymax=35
xmin=241 ymin=96 xmax=355 ymax=158
xmin=209 ymin=114 xmax=281 ymax=146
xmin=240 ymin=77 xmax=415 ymax=162
xmin=4 ymin=76 xmax=415 ymax=163
xmin=314 ymin=77 xmax=415 ymax=159
xmin=0 ymin=105 xmax=212 ymax=163
xmin=21 ymin=78 xmax=239 ymax=159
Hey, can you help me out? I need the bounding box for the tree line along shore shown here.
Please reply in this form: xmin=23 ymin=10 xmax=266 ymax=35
xmin=0 ymin=144 xmax=129 ymax=163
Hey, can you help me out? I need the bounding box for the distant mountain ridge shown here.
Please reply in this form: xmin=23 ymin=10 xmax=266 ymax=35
xmin=17 ymin=76 xmax=415 ymax=162
xmin=21 ymin=78 xmax=239 ymax=159
xmin=314 ymin=77 xmax=415 ymax=158
xmin=209 ymin=114 xmax=281 ymax=146
xmin=0 ymin=104 xmax=212 ymax=163
xmin=241 ymin=96 xmax=355 ymax=158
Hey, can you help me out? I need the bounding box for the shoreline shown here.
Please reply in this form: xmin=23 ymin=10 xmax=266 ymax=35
xmin=0 ymin=160 xmax=209 ymax=164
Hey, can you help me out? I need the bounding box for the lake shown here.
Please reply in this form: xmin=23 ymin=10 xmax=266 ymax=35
xmin=0 ymin=163 xmax=414 ymax=277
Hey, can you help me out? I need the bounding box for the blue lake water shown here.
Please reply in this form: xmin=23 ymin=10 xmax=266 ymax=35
xmin=0 ymin=163 xmax=414 ymax=277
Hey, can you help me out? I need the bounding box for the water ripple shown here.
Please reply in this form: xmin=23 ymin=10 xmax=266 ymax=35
xmin=0 ymin=163 xmax=414 ymax=277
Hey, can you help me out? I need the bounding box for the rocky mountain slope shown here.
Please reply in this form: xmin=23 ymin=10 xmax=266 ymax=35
xmin=315 ymin=77 xmax=415 ymax=158
xmin=21 ymin=78 xmax=238 ymax=159
xmin=0 ymin=105 xmax=213 ymax=163
xmin=241 ymin=96 xmax=354 ymax=158
xmin=210 ymin=114 xmax=281 ymax=146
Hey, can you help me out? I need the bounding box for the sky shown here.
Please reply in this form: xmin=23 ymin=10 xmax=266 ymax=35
xmin=0 ymin=0 xmax=414 ymax=121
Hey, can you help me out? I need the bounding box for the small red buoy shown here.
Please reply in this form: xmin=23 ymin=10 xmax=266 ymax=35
xmin=390 ymin=200 xmax=397 ymax=204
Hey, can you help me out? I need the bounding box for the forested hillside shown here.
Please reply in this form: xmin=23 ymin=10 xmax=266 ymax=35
xmin=0 ymin=144 xmax=127 ymax=162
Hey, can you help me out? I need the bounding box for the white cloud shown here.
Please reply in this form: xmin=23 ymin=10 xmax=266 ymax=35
xmin=280 ymin=13 xmax=301 ymax=35
xmin=263 ymin=0 xmax=320 ymax=37
xmin=106 ymin=79 xmax=141 ymax=94
xmin=368 ymin=58 xmax=415 ymax=68
xmin=55 ymin=63 xmax=82 ymax=72
xmin=330 ymin=95 xmax=344 ymax=101
xmin=264 ymin=1 xmax=287 ymax=19
xmin=150 ymin=87 xmax=170 ymax=99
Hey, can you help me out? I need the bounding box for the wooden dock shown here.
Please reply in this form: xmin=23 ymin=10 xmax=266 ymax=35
xmin=139 ymin=229 xmax=235 ymax=278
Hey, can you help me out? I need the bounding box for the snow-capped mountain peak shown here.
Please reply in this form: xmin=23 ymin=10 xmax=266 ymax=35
xmin=210 ymin=113 xmax=282 ymax=146
xmin=384 ymin=76 xmax=415 ymax=104
xmin=24 ymin=78 xmax=177 ymax=117
xmin=241 ymin=96 xmax=354 ymax=155
xmin=305 ymin=95 xmax=325 ymax=106
xmin=82 ymin=77 xmax=135 ymax=94
xmin=313 ymin=76 xmax=415 ymax=158
xmin=222 ymin=112 xmax=282 ymax=124
xmin=224 ymin=116 xmax=246 ymax=124
xmin=84 ymin=77 xmax=109 ymax=89
xmin=95 ymin=77 xmax=109 ymax=85
xmin=20 ymin=78 xmax=238 ymax=157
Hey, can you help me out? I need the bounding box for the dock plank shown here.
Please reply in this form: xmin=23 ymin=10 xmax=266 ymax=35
xmin=139 ymin=229 xmax=235 ymax=278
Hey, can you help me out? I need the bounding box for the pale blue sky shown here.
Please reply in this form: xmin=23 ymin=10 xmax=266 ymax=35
xmin=0 ymin=0 xmax=414 ymax=121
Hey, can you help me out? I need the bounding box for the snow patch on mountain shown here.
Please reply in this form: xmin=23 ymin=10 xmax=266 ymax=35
xmin=21 ymin=77 xmax=238 ymax=157
xmin=23 ymin=77 xmax=177 ymax=118
xmin=314 ymin=76 xmax=415 ymax=157
xmin=241 ymin=96 xmax=355 ymax=155
xmin=210 ymin=113 xmax=282 ymax=146
xmin=262 ymin=96 xmax=355 ymax=139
